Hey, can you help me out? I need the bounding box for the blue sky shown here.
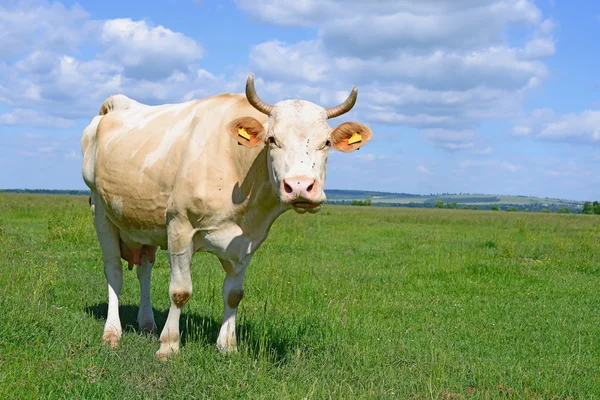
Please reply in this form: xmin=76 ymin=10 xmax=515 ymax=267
xmin=1 ymin=0 xmax=599 ymax=201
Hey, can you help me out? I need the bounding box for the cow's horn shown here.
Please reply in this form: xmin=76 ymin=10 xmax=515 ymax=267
xmin=325 ymin=87 xmax=358 ymax=119
xmin=246 ymin=74 xmax=273 ymax=116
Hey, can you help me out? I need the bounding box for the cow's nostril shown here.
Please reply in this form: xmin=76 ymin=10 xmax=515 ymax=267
xmin=306 ymin=182 xmax=314 ymax=193
xmin=284 ymin=181 xmax=293 ymax=194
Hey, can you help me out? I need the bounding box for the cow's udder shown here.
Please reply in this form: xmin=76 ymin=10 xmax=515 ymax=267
xmin=120 ymin=239 xmax=157 ymax=270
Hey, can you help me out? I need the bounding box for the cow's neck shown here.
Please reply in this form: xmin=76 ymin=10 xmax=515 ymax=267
xmin=237 ymin=146 xmax=288 ymax=242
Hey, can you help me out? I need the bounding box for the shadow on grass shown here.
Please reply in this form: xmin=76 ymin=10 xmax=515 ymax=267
xmin=84 ymin=303 xmax=292 ymax=364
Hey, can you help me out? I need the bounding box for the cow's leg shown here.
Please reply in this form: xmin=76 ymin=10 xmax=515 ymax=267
xmin=216 ymin=259 xmax=248 ymax=353
xmin=156 ymin=219 xmax=194 ymax=359
xmin=92 ymin=195 xmax=123 ymax=348
xmin=136 ymin=257 xmax=157 ymax=333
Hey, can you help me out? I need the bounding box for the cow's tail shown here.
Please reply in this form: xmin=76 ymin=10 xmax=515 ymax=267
xmin=99 ymin=94 xmax=139 ymax=115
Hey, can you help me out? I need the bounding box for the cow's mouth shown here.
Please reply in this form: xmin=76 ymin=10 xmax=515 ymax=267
xmin=291 ymin=201 xmax=322 ymax=214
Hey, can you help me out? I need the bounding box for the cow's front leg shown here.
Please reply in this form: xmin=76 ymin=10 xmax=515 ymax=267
xmin=216 ymin=258 xmax=248 ymax=353
xmin=156 ymin=220 xmax=194 ymax=359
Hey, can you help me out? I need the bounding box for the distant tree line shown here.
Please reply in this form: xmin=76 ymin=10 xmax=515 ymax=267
xmin=0 ymin=189 xmax=91 ymax=196
xmin=327 ymin=199 xmax=584 ymax=214
xmin=350 ymin=197 xmax=372 ymax=206
xmin=581 ymin=201 xmax=600 ymax=215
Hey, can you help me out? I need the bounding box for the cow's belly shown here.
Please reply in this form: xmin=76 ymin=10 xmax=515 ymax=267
xmin=117 ymin=224 xmax=168 ymax=249
xmin=98 ymin=188 xmax=170 ymax=249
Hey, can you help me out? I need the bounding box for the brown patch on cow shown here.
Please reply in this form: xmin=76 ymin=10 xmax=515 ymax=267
xmin=172 ymin=291 xmax=191 ymax=308
xmin=227 ymin=288 xmax=244 ymax=308
xmin=330 ymin=121 xmax=372 ymax=152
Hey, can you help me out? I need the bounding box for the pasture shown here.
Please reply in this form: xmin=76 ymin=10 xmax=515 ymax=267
xmin=1 ymin=192 xmax=599 ymax=399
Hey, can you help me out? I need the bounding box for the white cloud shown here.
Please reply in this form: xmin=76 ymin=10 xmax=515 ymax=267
xmin=368 ymin=112 xmax=461 ymax=128
xmin=515 ymin=109 xmax=600 ymax=144
xmin=99 ymin=18 xmax=204 ymax=80
xmin=498 ymin=161 xmax=521 ymax=173
xmin=421 ymin=129 xmax=476 ymax=151
xmin=459 ymin=159 xmax=521 ymax=172
xmin=249 ymin=40 xmax=330 ymax=83
xmin=355 ymin=153 xmax=387 ymax=162
xmin=0 ymin=1 xmax=90 ymax=60
xmin=545 ymin=161 xmax=591 ymax=178
xmin=16 ymin=51 xmax=60 ymax=75
xmin=471 ymin=146 xmax=493 ymax=155
xmin=337 ymin=46 xmax=548 ymax=91
xmin=523 ymin=37 xmax=555 ymax=58
xmin=253 ymin=40 xmax=549 ymax=91
xmin=0 ymin=3 xmax=219 ymax=124
xmin=2 ymin=131 xmax=80 ymax=159
xmin=0 ymin=109 xmax=75 ymax=129
xmin=237 ymin=0 xmax=542 ymax=35
xmin=417 ymin=165 xmax=434 ymax=175
xmin=236 ymin=0 xmax=327 ymax=27
xmin=320 ymin=2 xmax=542 ymax=57
xmin=512 ymin=125 xmax=532 ymax=136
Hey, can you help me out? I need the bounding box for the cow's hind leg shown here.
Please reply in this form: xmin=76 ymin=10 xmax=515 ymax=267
xmin=216 ymin=259 xmax=248 ymax=353
xmin=92 ymin=194 xmax=123 ymax=347
xmin=137 ymin=256 xmax=157 ymax=333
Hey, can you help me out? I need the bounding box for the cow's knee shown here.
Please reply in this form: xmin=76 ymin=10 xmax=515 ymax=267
xmin=227 ymin=288 xmax=244 ymax=308
xmin=171 ymin=290 xmax=191 ymax=308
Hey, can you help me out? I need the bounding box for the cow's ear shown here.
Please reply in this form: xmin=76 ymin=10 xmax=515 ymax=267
xmin=330 ymin=122 xmax=372 ymax=152
xmin=227 ymin=117 xmax=266 ymax=147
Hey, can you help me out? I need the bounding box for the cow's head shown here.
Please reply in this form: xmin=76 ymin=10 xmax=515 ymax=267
xmin=228 ymin=75 xmax=372 ymax=214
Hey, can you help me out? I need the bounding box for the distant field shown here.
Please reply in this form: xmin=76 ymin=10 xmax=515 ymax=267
xmin=367 ymin=194 xmax=581 ymax=206
xmin=1 ymin=193 xmax=599 ymax=398
xmin=322 ymin=190 xmax=585 ymax=212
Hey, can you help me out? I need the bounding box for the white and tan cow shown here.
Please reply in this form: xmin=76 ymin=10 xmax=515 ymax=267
xmin=81 ymin=74 xmax=372 ymax=358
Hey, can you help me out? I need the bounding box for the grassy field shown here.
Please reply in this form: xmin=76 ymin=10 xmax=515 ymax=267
xmin=1 ymin=193 xmax=599 ymax=399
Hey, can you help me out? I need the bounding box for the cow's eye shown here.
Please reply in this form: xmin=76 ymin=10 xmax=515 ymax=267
xmin=268 ymin=136 xmax=278 ymax=146
xmin=320 ymin=140 xmax=331 ymax=150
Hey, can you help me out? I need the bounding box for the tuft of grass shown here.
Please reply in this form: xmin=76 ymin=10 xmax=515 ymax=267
xmin=1 ymin=193 xmax=599 ymax=399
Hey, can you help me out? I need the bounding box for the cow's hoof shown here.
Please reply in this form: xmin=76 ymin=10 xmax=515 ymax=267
xmin=102 ymin=330 xmax=121 ymax=348
xmin=155 ymin=336 xmax=179 ymax=360
xmin=216 ymin=343 xmax=238 ymax=354
xmin=155 ymin=347 xmax=178 ymax=361
xmin=139 ymin=320 xmax=158 ymax=335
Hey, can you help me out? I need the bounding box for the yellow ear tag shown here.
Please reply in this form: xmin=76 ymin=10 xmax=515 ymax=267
xmin=348 ymin=132 xmax=362 ymax=145
xmin=238 ymin=128 xmax=251 ymax=140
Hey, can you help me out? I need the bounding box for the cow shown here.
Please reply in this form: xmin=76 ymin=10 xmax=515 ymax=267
xmin=81 ymin=74 xmax=373 ymax=358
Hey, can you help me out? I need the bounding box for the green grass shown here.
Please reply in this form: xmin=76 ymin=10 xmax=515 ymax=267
xmin=1 ymin=192 xmax=599 ymax=399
